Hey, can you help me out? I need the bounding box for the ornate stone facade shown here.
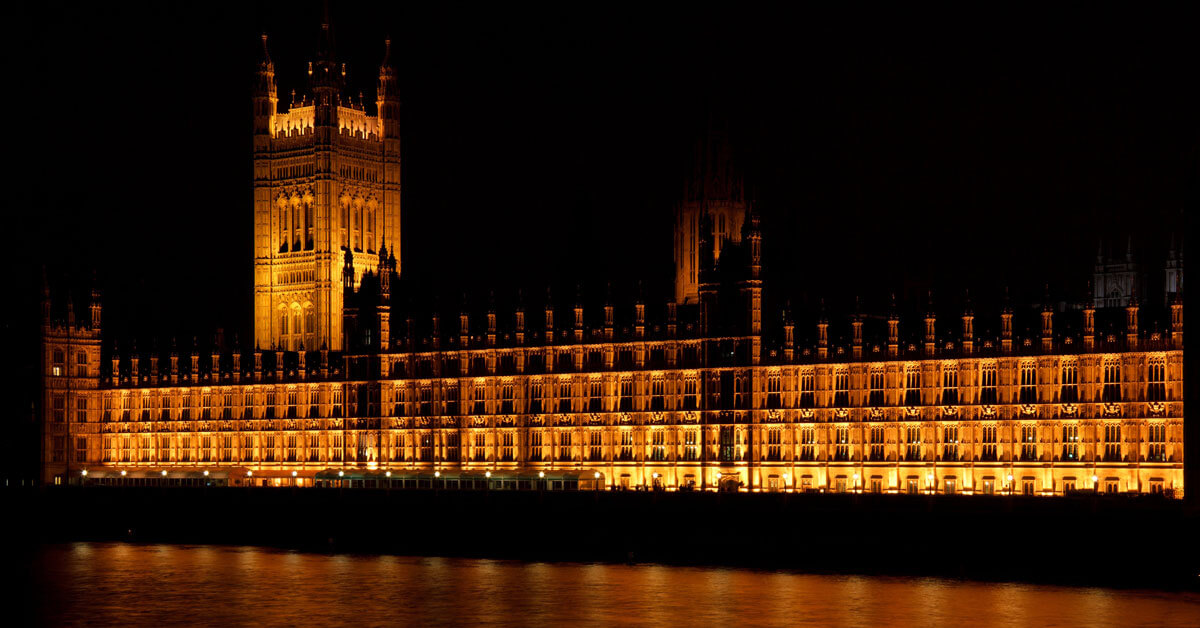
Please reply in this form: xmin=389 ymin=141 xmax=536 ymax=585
xmin=39 ymin=27 xmax=1185 ymax=498
xmin=252 ymin=27 xmax=401 ymax=352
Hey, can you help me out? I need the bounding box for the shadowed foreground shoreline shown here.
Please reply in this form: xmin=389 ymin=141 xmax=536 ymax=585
xmin=8 ymin=487 xmax=1198 ymax=590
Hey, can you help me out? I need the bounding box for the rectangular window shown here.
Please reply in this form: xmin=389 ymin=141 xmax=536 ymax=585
xmin=502 ymin=383 xmax=515 ymax=415
xmin=980 ymin=426 xmax=998 ymax=461
xmin=833 ymin=370 xmax=849 ymax=407
xmin=980 ymin=363 xmax=998 ymax=404
xmin=683 ymin=377 xmax=698 ymax=410
xmin=1061 ymin=425 xmax=1079 ymax=460
xmin=765 ymin=428 xmax=782 ymax=461
xmin=904 ymin=367 xmax=920 ymax=405
xmin=619 ymin=430 xmax=634 ymax=461
xmin=799 ymin=372 xmax=815 ymax=408
xmin=589 ymin=379 xmax=602 ymax=412
xmin=1019 ymin=362 xmax=1037 ymax=404
xmin=767 ymin=372 xmax=781 ymax=409
xmin=942 ymin=426 xmax=959 ymax=461
xmin=558 ymin=381 xmax=572 ymax=413
xmin=1147 ymin=423 xmax=1166 ymax=462
xmin=1060 ymin=361 xmax=1079 ymax=403
xmin=473 ymin=432 xmax=488 ymax=462
xmin=76 ymin=351 xmax=88 ymax=378
xmin=588 ymin=430 xmax=603 ymax=461
xmin=869 ymin=426 xmax=885 ymax=461
xmin=1103 ymin=360 xmax=1122 ymax=402
xmin=75 ymin=397 xmax=87 ymax=423
xmin=799 ymin=428 xmax=816 ymax=461
xmin=559 ymin=431 xmax=573 ymax=461
xmin=905 ymin=426 xmax=921 ymax=461
xmin=941 ymin=366 xmax=958 ymax=405
xmin=1020 ymin=425 xmax=1037 ymax=461
xmin=528 ymin=381 xmax=543 ymax=414
xmin=683 ymin=429 xmax=699 ymax=461
xmin=1147 ymin=358 xmax=1166 ymax=402
xmin=52 ymin=394 xmax=65 ymax=423
xmin=619 ymin=378 xmax=634 ymax=412
xmin=651 ymin=379 xmax=665 ymax=411
xmin=869 ymin=368 xmax=884 ymax=406
xmin=650 ymin=429 xmax=666 ymax=461
xmin=834 ymin=427 xmax=850 ymax=461
xmin=1104 ymin=424 xmax=1122 ymax=461
xmin=527 ymin=431 xmax=542 ymax=462
xmin=422 ymin=433 xmax=437 ymax=462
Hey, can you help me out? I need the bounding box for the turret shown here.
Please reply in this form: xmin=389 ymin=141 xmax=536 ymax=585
xmin=667 ymin=301 xmax=678 ymax=338
xmin=923 ymin=293 xmax=936 ymax=355
xmin=514 ymin=291 xmax=525 ymax=345
xmin=1083 ymin=282 xmax=1096 ymax=351
xmin=377 ymin=243 xmax=391 ymax=351
xmin=817 ymin=300 xmax=829 ymax=360
xmin=149 ymin=342 xmax=160 ymax=384
xmin=131 ymin=341 xmax=140 ymax=383
xmin=783 ymin=304 xmax=795 ymax=362
xmin=487 ymin=291 xmax=497 ymax=347
xmin=961 ymin=292 xmax=974 ymax=355
xmin=573 ymin=284 xmax=584 ymax=343
xmin=603 ymin=283 xmax=614 ymax=341
xmin=1170 ymin=290 xmax=1183 ymax=349
xmin=210 ymin=335 xmax=220 ymax=380
xmin=851 ymin=298 xmax=863 ymax=359
xmin=1125 ymin=292 xmax=1139 ymax=349
xmin=635 ymin=283 xmax=646 ymax=339
xmin=544 ymin=287 xmax=555 ymax=344
xmin=170 ymin=338 xmax=179 ymax=384
xmin=89 ymin=282 xmax=102 ymax=330
xmin=253 ymin=34 xmax=278 ymax=140
xmin=459 ymin=294 xmax=470 ymax=349
xmin=110 ymin=340 xmax=119 ymax=385
xmin=887 ymin=294 xmax=899 ymax=357
xmin=190 ymin=337 xmax=200 ymax=381
xmin=232 ymin=335 xmax=242 ymax=383
xmin=1040 ymin=286 xmax=1053 ymax=352
xmin=342 ymin=249 xmax=356 ymax=349
xmin=1000 ymin=289 xmax=1014 ymax=353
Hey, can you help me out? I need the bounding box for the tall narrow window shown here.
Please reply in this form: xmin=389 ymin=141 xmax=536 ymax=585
xmin=905 ymin=426 xmax=921 ymax=461
xmin=1020 ymin=425 xmax=1037 ymax=461
xmin=869 ymin=368 xmax=884 ymax=406
xmin=1019 ymin=362 xmax=1037 ymax=404
xmin=1147 ymin=424 xmax=1167 ymax=462
xmin=799 ymin=371 xmax=815 ymax=408
xmin=1146 ymin=357 xmax=1166 ymax=402
xmin=767 ymin=372 xmax=781 ymax=409
xmin=980 ymin=425 xmax=997 ymax=461
xmin=941 ymin=366 xmax=958 ymax=405
xmin=1103 ymin=360 xmax=1122 ymax=402
xmin=980 ymin=363 xmax=998 ymax=404
xmin=904 ymin=366 xmax=920 ymax=406
xmin=833 ymin=370 xmax=849 ymax=407
xmin=1060 ymin=361 xmax=1079 ymax=403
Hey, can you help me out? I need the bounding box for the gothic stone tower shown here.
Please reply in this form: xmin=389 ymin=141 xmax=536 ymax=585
xmin=674 ymin=116 xmax=747 ymax=305
xmin=253 ymin=25 xmax=400 ymax=351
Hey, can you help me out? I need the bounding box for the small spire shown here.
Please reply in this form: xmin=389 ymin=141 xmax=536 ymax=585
xmin=1043 ymin=284 xmax=1052 ymax=312
xmin=260 ymin=33 xmax=271 ymax=62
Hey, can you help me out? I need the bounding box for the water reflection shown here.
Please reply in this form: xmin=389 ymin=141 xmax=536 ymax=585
xmin=30 ymin=543 xmax=1200 ymax=626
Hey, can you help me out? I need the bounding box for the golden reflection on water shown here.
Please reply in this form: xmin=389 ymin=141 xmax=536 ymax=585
xmin=31 ymin=543 xmax=1200 ymax=626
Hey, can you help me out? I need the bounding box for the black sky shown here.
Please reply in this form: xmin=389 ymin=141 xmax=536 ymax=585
xmin=10 ymin=1 xmax=1196 ymax=349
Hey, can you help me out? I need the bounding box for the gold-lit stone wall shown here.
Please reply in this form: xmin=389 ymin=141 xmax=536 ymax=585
xmin=45 ymin=329 xmax=1184 ymax=497
xmin=252 ymin=37 xmax=400 ymax=352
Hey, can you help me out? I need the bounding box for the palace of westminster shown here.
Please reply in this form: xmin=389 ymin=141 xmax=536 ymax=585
xmin=39 ymin=26 xmax=1186 ymax=497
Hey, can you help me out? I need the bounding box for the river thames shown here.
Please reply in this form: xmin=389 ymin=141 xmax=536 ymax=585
xmin=24 ymin=543 xmax=1200 ymax=626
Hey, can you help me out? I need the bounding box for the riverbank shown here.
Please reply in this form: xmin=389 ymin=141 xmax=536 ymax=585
xmin=8 ymin=487 xmax=1197 ymax=590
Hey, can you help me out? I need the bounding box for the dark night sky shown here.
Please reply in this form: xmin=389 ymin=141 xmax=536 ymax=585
xmin=9 ymin=1 xmax=1196 ymax=352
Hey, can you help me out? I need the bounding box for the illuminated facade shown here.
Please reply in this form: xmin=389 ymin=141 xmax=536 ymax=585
xmin=253 ymin=28 xmax=401 ymax=352
xmin=39 ymin=30 xmax=1186 ymax=498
